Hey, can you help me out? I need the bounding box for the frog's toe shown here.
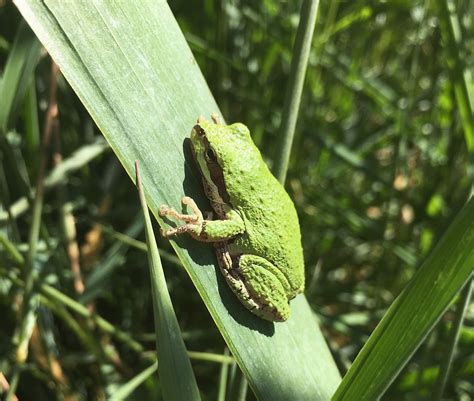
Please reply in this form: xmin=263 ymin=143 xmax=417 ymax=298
xmin=160 ymin=227 xmax=174 ymax=238
xmin=159 ymin=199 xmax=202 ymax=224
xmin=161 ymin=222 xmax=201 ymax=238
xmin=253 ymin=299 xmax=289 ymax=322
xmin=159 ymin=204 xmax=170 ymax=216
xmin=211 ymin=113 xmax=221 ymax=124
xmin=181 ymin=196 xmax=204 ymax=221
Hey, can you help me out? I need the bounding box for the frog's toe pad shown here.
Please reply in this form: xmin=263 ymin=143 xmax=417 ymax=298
xmin=159 ymin=205 xmax=170 ymax=216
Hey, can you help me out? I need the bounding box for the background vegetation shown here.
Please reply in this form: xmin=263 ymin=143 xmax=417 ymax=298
xmin=1 ymin=0 xmax=473 ymax=400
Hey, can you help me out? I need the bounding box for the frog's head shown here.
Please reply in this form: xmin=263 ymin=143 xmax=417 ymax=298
xmin=190 ymin=117 xmax=255 ymax=204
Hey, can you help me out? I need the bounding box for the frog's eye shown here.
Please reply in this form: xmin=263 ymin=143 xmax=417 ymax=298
xmin=205 ymin=148 xmax=217 ymax=162
xmin=194 ymin=125 xmax=205 ymax=137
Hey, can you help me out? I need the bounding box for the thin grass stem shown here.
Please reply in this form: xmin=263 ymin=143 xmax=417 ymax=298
xmin=431 ymin=279 xmax=473 ymax=400
xmin=273 ymin=0 xmax=320 ymax=183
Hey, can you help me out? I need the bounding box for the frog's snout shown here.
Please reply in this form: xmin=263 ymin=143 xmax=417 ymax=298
xmin=193 ymin=124 xmax=206 ymax=137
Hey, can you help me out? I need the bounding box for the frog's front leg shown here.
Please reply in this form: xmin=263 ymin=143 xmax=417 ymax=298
xmin=159 ymin=196 xmax=245 ymax=242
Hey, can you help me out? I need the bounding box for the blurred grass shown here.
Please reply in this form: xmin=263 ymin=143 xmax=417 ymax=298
xmin=0 ymin=20 xmax=41 ymax=133
xmin=1 ymin=0 xmax=473 ymax=400
xmin=332 ymin=196 xmax=474 ymax=400
xmin=436 ymin=0 xmax=474 ymax=162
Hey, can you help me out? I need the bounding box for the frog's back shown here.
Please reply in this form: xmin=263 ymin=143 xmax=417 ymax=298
xmin=224 ymin=157 xmax=305 ymax=296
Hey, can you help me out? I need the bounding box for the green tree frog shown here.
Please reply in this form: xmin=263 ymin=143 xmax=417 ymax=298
xmin=159 ymin=115 xmax=305 ymax=321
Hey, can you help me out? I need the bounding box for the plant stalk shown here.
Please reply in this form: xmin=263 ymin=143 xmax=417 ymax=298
xmin=431 ymin=279 xmax=473 ymax=400
xmin=274 ymin=0 xmax=320 ymax=183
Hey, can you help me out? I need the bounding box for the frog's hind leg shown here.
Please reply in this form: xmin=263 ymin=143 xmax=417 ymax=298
xmin=214 ymin=243 xmax=262 ymax=315
xmin=215 ymin=245 xmax=290 ymax=322
xmin=238 ymin=255 xmax=290 ymax=322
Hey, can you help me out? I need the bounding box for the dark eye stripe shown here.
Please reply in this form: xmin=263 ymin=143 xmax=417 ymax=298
xmin=200 ymin=138 xmax=230 ymax=204
xmin=205 ymin=148 xmax=217 ymax=161
xmin=208 ymin=162 xmax=230 ymax=204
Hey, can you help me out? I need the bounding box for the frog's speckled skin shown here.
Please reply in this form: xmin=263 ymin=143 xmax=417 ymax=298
xmin=159 ymin=117 xmax=305 ymax=321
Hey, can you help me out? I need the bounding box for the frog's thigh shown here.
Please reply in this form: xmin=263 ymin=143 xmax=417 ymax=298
xmin=238 ymin=255 xmax=290 ymax=321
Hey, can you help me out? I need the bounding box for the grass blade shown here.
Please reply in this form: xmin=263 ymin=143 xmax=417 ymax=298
xmin=437 ymin=0 xmax=474 ymax=171
xmin=217 ymin=348 xmax=231 ymax=401
xmin=0 ymin=19 xmax=41 ymax=133
xmin=431 ymin=279 xmax=472 ymax=400
xmin=6 ymin=62 xmax=60 ymax=401
xmin=0 ymin=137 xmax=109 ymax=223
xmin=274 ymin=0 xmax=320 ymax=183
xmin=109 ymin=362 xmax=158 ymax=401
xmin=136 ymin=161 xmax=201 ymax=401
xmin=332 ymin=196 xmax=474 ymax=400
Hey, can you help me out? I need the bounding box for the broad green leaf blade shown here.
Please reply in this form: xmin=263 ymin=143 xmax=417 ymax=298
xmin=136 ymin=162 xmax=201 ymax=401
xmin=333 ymin=196 xmax=474 ymax=401
xmin=15 ymin=1 xmax=341 ymax=399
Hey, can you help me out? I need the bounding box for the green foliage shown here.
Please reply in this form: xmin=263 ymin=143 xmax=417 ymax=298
xmin=136 ymin=162 xmax=200 ymax=401
xmin=0 ymin=1 xmax=473 ymax=400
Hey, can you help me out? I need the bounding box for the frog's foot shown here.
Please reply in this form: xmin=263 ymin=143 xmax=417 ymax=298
xmin=211 ymin=113 xmax=221 ymax=124
xmin=238 ymin=255 xmax=290 ymax=322
xmin=216 ymin=248 xmax=291 ymax=322
xmin=159 ymin=196 xmax=204 ymax=238
xmin=197 ymin=114 xmax=221 ymax=125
